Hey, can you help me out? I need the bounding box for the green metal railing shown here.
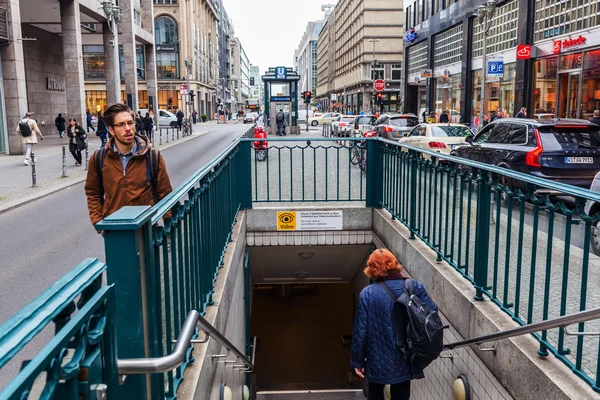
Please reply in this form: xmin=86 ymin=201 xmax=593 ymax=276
xmin=247 ymin=137 xmax=368 ymax=203
xmin=374 ymin=138 xmax=600 ymax=392
xmin=96 ymin=138 xmax=252 ymax=399
xmin=0 ymin=259 xmax=117 ymax=400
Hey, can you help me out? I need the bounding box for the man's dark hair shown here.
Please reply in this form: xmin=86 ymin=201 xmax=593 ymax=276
xmin=104 ymin=103 xmax=135 ymax=127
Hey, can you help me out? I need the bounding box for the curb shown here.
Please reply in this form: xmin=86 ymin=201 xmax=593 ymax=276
xmin=0 ymin=130 xmax=209 ymax=216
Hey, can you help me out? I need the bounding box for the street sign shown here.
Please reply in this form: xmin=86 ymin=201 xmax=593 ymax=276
xmin=374 ymin=79 xmax=385 ymax=92
xmin=421 ymin=69 xmax=433 ymax=78
xmin=516 ymin=44 xmax=532 ymax=60
xmin=487 ymin=57 xmax=504 ymax=78
xmin=180 ymin=84 xmax=188 ymax=95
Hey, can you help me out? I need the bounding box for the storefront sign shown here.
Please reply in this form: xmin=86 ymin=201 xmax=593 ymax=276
xmin=516 ymin=44 xmax=532 ymax=60
xmin=156 ymin=45 xmax=177 ymax=52
xmin=46 ymin=76 xmax=64 ymax=91
xmin=405 ymin=28 xmax=418 ymax=44
xmin=277 ymin=210 xmax=343 ymax=231
xmin=271 ymin=96 xmax=291 ymax=102
xmin=553 ymin=35 xmax=587 ymax=54
xmin=421 ymin=69 xmax=432 ymax=78
xmin=487 ymin=57 xmax=504 ymax=78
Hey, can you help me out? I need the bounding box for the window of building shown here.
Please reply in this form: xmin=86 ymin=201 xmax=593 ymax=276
xmin=153 ymin=0 xmax=177 ymax=4
xmin=533 ymin=57 xmax=558 ymax=115
xmin=406 ymin=5 xmax=412 ymax=28
xmin=83 ymin=45 xmax=105 ymax=80
xmin=371 ymin=64 xmax=384 ymax=80
xmin=155 ymin=16 xmax=179 ymax=79
xmin=433 ymin=24 xmax=463 ymax=68
xmin=534 ymin=0 xmax=600 ymax=42
xmin=407 ymin=41 xmax=428 ymax=79
xmin=391 ymin=64 xmax=402 ymax=80
xmin=472 ymin=0 xmax=518 ymax=58
xmin=119 ymin=45 xmax=145 ymax=80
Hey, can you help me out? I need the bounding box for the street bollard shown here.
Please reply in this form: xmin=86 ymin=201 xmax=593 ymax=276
xmin=177 ymin=127 xmax=180 ymax=140
xmin=85 ymin=146 xmax=89 ymax=170
xmin=159 ymin=129 xmax=162 ymax=145
xmin=166 ymin=128 xmax=169 ymax=143
xmin=31 ymin=152 xmax=37 ymax=188
xmin=171 ymin=128 xmax=175 ymax=142
xmin=62 ymin=146 xmax=67 ymax=177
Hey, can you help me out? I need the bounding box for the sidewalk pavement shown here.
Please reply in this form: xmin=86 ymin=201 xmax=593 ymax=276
xmin=0 ymin=125 xmax=208 ymax=214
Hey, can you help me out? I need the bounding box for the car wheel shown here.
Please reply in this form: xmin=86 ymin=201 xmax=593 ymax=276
xmin=498 ymin=174 xmax=514 ymax=205
xmin=589 ymin=220 xmax=600 ymax=256
xmin=311 ymin=121 xmax=318 ymax=126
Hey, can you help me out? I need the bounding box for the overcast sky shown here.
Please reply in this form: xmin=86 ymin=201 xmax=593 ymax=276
xmin=221 ymin=0 xmax=337 ymax=75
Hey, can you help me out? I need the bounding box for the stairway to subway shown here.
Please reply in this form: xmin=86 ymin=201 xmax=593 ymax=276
xmin=256 ymin=389 xmax=365 ymax=399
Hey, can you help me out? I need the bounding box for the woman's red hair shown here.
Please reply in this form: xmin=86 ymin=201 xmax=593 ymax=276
xmin=364 ymin=248 xmax=404 ymax=280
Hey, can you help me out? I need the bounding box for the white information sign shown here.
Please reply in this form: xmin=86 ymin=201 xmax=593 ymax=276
xmin=277 ymin=210 xmax=343 ymax=231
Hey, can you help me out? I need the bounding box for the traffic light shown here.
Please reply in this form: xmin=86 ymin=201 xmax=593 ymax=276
xmin=301 ymin=91 xmax=306 ymax=100
xmin=376 ymin=92 xmax=383 ymax=104
xmin=304 ymin=91 xmax=312 ymax=103
xmin=189 ymin=90 xmax=195 ymax=103
xmin=167 ymin=97 xmax=173 ymax=106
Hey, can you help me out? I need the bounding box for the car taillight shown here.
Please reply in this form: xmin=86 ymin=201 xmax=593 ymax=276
xmin=383 ymin=126 xmax=395 ymax=133
xmin=428 ymin=141 xmax=447 ymax=149
xmin=355 ymin=123 xmax=359 ymax=129
xmin=340 ymin=123 xmax=347 ymax=126
xmin=525 ymin=128 xmax=543 ymax=167
xmin=363 ymin=130 xmax=377 ymax=138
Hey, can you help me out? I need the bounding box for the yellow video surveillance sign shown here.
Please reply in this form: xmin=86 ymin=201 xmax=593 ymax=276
xmin=277 ymin=211 xmax=343 ymax=231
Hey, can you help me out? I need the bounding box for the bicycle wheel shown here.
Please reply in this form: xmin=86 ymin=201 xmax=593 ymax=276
xmin=350 ymin=147 xmax=360 ymax=165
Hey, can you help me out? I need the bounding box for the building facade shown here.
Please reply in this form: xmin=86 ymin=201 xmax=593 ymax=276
xmin=0 ymin=0 xmax=158 ymax=155
xmin=230 ymin=36 xmax=250 ymax=113
xmin=316 ymin=0 xmax=404 ymax=114
xmin=404 ymin=0 xmax=600 ymax=125
xmin=213 ymin=0 xmax=232 ymax=114
xmin=152 ymin=0 xmax=218 ymax=119
xmin=249 ymin=65 xmax=263 ymax=112
xmin=294 ymin=21 xmax=323 ymax=97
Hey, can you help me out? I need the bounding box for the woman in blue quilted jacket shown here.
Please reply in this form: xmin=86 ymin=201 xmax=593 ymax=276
xmin=350 ymin=248 xmax=437 ymax=400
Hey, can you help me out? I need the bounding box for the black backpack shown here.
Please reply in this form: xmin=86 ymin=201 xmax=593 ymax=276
xmin=19 ymin=119 xmax=32 ymax=137
xmin=380 ymin=279 xmax=446 ymax=376
xmin=94 ymin=146 xmax=160 ymax=206
xmin=276 ymin=112 xmax=284 ymax=123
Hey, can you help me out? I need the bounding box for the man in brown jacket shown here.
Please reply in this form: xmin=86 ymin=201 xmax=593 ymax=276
xmin=85 ymin=103 xmax=173 ymax=228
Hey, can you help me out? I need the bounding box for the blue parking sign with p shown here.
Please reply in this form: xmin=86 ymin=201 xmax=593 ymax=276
xmin=487 ymin=60 xmax=504 ymax=77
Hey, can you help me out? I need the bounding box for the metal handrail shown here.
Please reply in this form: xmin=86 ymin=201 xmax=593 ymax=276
xmin=444 ymin=307 xmax=600 ymax=351
xmin=118 ymin=310 xmax=254 ymax=375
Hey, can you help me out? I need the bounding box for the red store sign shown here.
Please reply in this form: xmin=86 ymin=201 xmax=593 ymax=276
xmin=553 ymin=35 xmax=587 ymax=54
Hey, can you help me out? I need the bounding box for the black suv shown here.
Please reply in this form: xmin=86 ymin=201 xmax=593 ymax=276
xmin=450 ymin=118 xmax=600 ymax=191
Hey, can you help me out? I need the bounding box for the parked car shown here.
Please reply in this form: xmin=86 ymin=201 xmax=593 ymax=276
xmin=374 ymin=114 xmax=419 ymax=140
xmin=353 ymin=114 xmax=377 ymax=135
xmin=331 ymin=115 xmax=355 ymax=137
xmin=244 ymin=112 xmax=258 ymax=123
xmin=138 ymin=108 xmax=178 ymax=128
xmin=308 ymin=112 xmax=340 ymax=126
xmin=451 ymin=118 xmax=600 ymax=194
xmin=534 ymin=113 xmax=555 ymax=120
xmin=401 ymin=123 xmax=473 ymax=155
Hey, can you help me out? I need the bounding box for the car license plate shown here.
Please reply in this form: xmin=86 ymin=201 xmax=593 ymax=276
xmin=565 ymin=157 xmax=594 ymax=164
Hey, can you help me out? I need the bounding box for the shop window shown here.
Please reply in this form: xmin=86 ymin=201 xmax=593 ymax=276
xmin=582 ymin=49 xmax=600 ymax=119
xmin=533 ymin=57 xmax=558 ymax=115
xmin=559 ymin=53 xmax=582 ymax=70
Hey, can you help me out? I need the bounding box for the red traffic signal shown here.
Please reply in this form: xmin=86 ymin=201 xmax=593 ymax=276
xmin=305 ymin=91 xmax=312 ymax=99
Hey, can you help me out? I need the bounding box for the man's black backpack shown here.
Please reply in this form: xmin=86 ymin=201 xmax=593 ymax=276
xmin=276 ymin=112 xmax=284 ymax=123
xmin=94 ymin=146 xmax=160 ymax=206
xmin=19 ymin=119 xmax=32 ymax=137
xmin=380 ymin=279 xmax=446 ymax=376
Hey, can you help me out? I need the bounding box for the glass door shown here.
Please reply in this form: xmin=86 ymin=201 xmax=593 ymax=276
xmin=558 ymin=72 xmax=580 ymax=118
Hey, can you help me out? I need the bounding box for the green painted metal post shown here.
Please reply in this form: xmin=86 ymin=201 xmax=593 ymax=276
xmin=96 ymin=206 xmax=160 ymax=399
xmin=473 ymin=169 xmax=491 ymax=301
xmin=409 ymin=150 xmax=418 ymax=239
xmin=239 ymin=140 xmax=253 ymax=209
xmin=366 ymin=139 xmax=383 ymax=208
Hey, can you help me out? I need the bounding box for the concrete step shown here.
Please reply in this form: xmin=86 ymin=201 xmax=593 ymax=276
xmin=256 ymin=389 xmax=365 ymax=400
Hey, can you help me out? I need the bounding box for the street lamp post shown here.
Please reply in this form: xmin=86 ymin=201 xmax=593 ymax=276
xmin=184 ymin=58 xmax=192 ymax=119
xmin=101 ymin=1 xmax=121 ymax=105
xmin=477 ymin=0 xmax=497 ymax=131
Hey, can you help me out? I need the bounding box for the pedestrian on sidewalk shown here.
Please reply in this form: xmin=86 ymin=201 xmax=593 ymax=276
xmin=516 ymin=107 xmax=528 ymax=118
xmin=351 ymin=249 xmax=438 ymax=400
xmin=85 ymin=103 xmax=173 ymax=229
xmin=16 ymin=112 xmax=43 ymax=166
xmin=176 ymin=109 xmax=184 ymax=131
xmin=135 ymin=111 xmax=144 ymax=133
xmin=143 ymin=112 xmax=154 ymax=141
xmin=589 ymin=110 xmax=600 ymax=126
xmin=86 ymin=111 xmax=96 ymax=133
xmin=275 ymin=109 xmax=286 ymax=136
xmin=192 ymin=109 xmax=197 ymax=124
xmin=96 ymin=114 xmax=108 ymax=148
xmin=67 ymin=118 xmax=86 ymax=166
xmin=55 ymin=113 xmax=66 ymax=138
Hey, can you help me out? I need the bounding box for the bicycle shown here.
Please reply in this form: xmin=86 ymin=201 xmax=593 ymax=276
xmin=182 ymin=118 xmax=192 ymax=137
